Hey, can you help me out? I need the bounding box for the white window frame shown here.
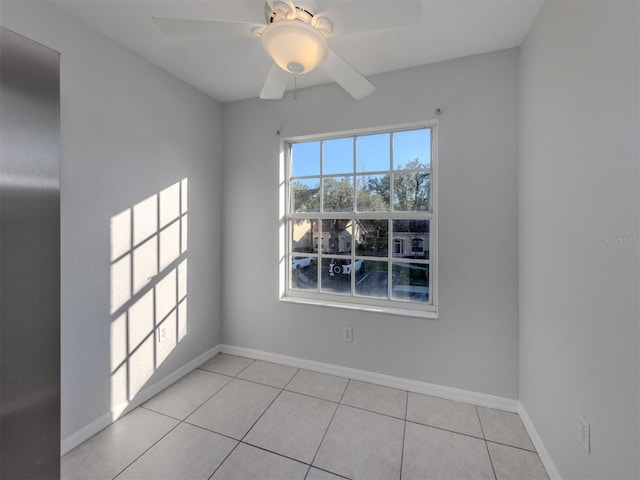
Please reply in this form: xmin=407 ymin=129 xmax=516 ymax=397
xmin=279 ymin=122 xmax=438 ymax=319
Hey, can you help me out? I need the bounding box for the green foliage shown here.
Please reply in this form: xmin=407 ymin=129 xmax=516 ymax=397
xmin=364 ymin=159 xmax=430 ymax=211
xmin=360 ymin=175 xmax=390 ymax=211
xmin=292 ymin=159 xmax=430 ymax=213
xmin=292 ymin=181 xmax=319 ymax=212
xmin=323 ymin=177 xmax=353 ymax=212
xmin=392 ymin=159 xmax=430 ymax=211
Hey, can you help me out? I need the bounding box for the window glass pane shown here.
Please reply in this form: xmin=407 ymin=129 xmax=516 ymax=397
xmin=355 ymin=219 xmax=388 ymax=257
xmin=321 ymin=257 xmax=351 ymax=294
xmin=356 ymin=133 xmax=390 ymax=173
xmin=392 ymin=262 xmax=429 ymax=302
xmin=323 ymin=137 xmax=353 ymax=175
xmin=291 ymin=141 xmax=320 ymax=177
xmin=393 ymin=170 xmax=430 ymax=211
xmin=393 ymin=129 xmax=431 ymax=169
xmin=392 ymin=220 xmax=430 ymax=259
xmin=291 ymin=256 xmax=317 ymax=290
xmin=323 ymin=176 xmax=353 ymax=212
xmin=292 ymin=178 xmax=320 ymax=213
xmin=291 ymin=219 xmax=317 ymax=253
xmin=321 ymin=219 xmax=352 ymax=255
xmin=356 ymin=174 xmax=390 ymax=211
xmin=355 ymin=260 xmax=387 ymax=299
xmin=286 ymin=125 xmax=435 ymax=310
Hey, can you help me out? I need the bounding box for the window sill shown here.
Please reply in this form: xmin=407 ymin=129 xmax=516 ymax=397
xmin=280 ymin=294 xmax=438 ymax=319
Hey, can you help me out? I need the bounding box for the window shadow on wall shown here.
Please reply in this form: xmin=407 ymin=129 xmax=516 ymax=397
xmin=109 ymin=178 xmax=188 ymax=416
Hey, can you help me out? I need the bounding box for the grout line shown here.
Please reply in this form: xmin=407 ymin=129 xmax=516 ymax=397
xmin=399 ymin=391 xmax=409 ymax=479
xmin=125 ymin=372 xmax=239 ymax=479
xmin=195 ymin=367 xmax=236 ymax=379
xmin=283 ymin=388 xmax=341 ymax=405
xmin=238 ymin=388 xmax=285 ymax=444
xmin=476 ymin=405 xmax=487 ymax=440
xmin=485 ymin=440 xmax=498 ymax=480
xmin=111 ymin=413 xmax=183 ymax=480
xmin=223 ymin=375 xmax=294 ymax=392
xmin=207 ymin=441 xmax=241 ymax=480
xmin=338 ymin=401 xmax=406 ymax=422
xmin=196 ymin=354 xmax=255 ymax=378
xmin=137 ymin=405 xmax=183 ymax=422
xmin=282 ymin=367 xmax=301 ymax=390
xmin=307 ymin=465 xmax=352 ymax=480
xmin=476 ymin=405 xmax=498 ymax=480
xmin=338 ymin=379 xmax=350 ymax=404
xmin=134 ymin=356 xmax=254 ymax=480
xmin=201 ymin=372 xmax=290 ymax=396
xmin=180 ymin=376 xmax=234 ymax=421
xmin=305 ymin=392 xmax=340 ymax=477
xmin=303 ymin=377 xmax=352 ymax=478
xmin=180 ymin=419 xmax=241 ymax=444
xmin=235 ymin=441 xmax=311 ymax=467
xmin=404 ymin=418 xmax=485 ymax=441
xmin=229 ymin=357 xmax=256 ymax=377
xmin=485 ymin=439 xmax=538 ymax=454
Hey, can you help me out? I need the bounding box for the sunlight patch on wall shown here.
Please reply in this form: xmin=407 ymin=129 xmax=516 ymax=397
xmin=109 ymin=178 xmax=188 ymax=414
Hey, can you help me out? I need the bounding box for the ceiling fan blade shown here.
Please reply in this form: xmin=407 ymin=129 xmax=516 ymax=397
xmin=322 ymin=49 xmax=374 ymax=100
xmin=152 ymin=17 xmax=261 ymax=37
xmin=260 ymin=62 xmax=290 ymax=100
xmin=315 ymin=0 xmax=421 ymax=36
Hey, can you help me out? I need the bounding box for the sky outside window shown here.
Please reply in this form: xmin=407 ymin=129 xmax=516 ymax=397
xmin=291 ymin=141 xmax=320 ymax=177
xmin=393 ymin=129 xmax=431 ymax=169
xmin=357 ymin=133 xmax=390 ymax=172
xmin=323 ymin=137 xmax=353 ymax=175
xmin=292 ymin=129 xmax=430 ymax=178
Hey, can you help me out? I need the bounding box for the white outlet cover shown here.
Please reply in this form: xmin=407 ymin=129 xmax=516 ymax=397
xmin=577 ymin=411 xmax=590 ymax=453
xmin=343 ymin=326 xmax=353 ymax=342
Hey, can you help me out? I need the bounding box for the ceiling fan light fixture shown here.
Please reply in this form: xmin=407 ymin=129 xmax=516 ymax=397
xmin=261 ymin=20 xmax=328 ymax=75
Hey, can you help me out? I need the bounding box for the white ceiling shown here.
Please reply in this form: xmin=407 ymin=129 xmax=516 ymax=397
xmin=51 ymin=0 xmax=544 ymax=103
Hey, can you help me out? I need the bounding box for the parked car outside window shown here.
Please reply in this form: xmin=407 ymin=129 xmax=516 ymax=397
xmin=292 ymin=256 xmax=312 ymax=270
xmin=329 ymin=259 xmax=363 ymax=276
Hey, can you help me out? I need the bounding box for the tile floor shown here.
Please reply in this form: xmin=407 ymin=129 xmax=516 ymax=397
xmin=62 ymin=354 xmax=549 ymax=480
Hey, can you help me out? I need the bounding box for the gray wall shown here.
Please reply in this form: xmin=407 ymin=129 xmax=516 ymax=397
xmin=222 ymin=49 xmax=520 ymax=399
xmin=0 ymin=1 xmax=223 ymax=443
xmin=519 ymin=1 xmax=639 ymax=478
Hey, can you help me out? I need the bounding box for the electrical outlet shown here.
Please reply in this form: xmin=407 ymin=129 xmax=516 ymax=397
xmin=159 ymin=327 xmax=167 ymax=343
xmin=577 ymin=412 xmax=590 ymax=453
xmin=343 ymin=326 xmax=353 ymax=342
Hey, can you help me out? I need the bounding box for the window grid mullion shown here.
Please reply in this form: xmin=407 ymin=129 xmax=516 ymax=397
xmin=319 ymin=140 xmax=324 ymax=214
xmin=286 ymin=125 xmax=434 ymax=310
xmin=318 ymin=140 xmax=324 ymax=290
xmin=288 ymin=212 xmax=432 ymax=220
xmin=352 ymin=136 xmax=357 ymax=215
xmin=388 ymin=133 xmax=394 ymax=298
xmin=317 ymin=217 xmax=322 ymax=291
xmin=351 ymin=137 xmax=356 ymax=296
xmin=388 ymin=218 xmax=394 ymax=300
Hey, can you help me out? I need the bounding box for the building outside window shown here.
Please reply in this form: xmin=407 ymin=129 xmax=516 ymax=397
xmin=282 ymin=124 xmax=437 ymax=317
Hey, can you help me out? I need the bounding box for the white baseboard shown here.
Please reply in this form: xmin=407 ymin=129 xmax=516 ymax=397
xmin=60 ymin=345 xmax=221 ymax=456
xmin=219 ymin=344 xmax=519 ymax=412
xmin=518 ymin=403 xmax=562 ymax=480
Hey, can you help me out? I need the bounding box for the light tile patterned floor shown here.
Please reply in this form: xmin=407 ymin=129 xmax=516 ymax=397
xmin=62 ymin=354 xmax=549 ymax=480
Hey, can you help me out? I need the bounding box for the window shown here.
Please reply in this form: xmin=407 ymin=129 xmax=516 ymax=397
xmin=282 ymin=124 xmax=437 ymax=317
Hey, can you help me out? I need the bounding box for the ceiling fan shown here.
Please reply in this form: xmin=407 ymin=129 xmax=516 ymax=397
xmin=153 ymin=0 xmax=421 ymax=100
